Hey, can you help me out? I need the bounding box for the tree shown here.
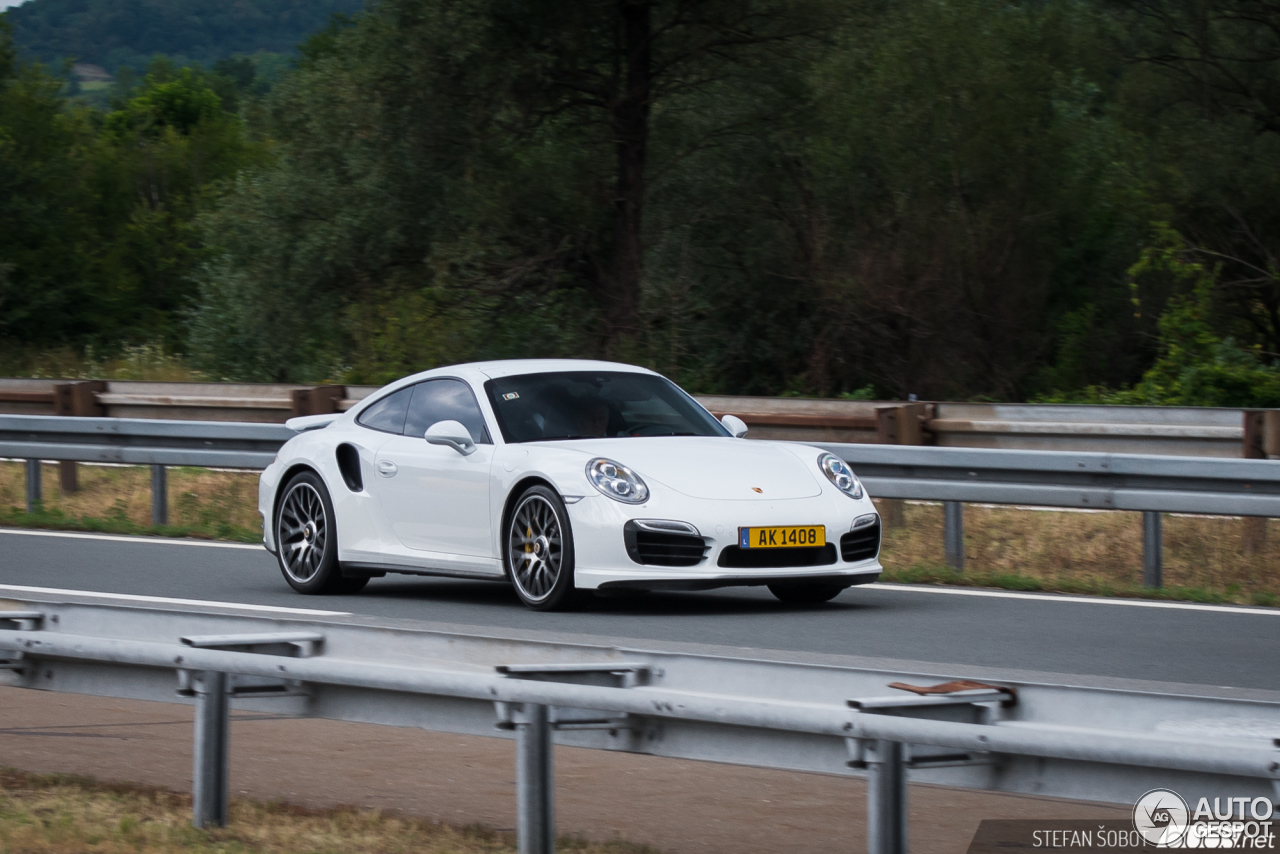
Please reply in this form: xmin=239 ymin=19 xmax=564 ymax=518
xmin=1113 ymin=0 xmax=1280 ymax=359
xmin=485 ymin=0 xmax=838 ymax=343
xmin=0 ymin=18 xmax=99 ymax=345
xmin=0 ymin=39 xmax=266 ymax=352
xmin=190 ymin=0 xmax=840 ymax=379
xmin=1044 ymin=224 xmax=1280 ymax=406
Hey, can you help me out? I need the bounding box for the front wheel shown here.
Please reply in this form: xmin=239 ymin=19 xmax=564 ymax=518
xmin=768 ymin=581 xmax=847 ymax=605
xmin=505 ymin=485 xmax=579 ymax=611
xmin=274 ymin=470 xmax=367 ymax=595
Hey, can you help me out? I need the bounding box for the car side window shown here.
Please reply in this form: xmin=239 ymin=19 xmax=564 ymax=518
xmin=405 ymin=379 xmax=492 ymax=445
xmin=355 ymin=386 xmax=413 ymax=434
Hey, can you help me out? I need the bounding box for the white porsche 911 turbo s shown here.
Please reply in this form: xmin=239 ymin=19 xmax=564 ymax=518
xmin=258 ymin=359 xmax=882 ymax=610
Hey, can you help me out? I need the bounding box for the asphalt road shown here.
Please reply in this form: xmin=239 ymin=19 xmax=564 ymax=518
xmin=1 ymin=527 xmax=1276 ymax=690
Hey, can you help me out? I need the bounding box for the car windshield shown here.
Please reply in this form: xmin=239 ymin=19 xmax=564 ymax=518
xmin=484 ymin=371 xmax=729 ymax=443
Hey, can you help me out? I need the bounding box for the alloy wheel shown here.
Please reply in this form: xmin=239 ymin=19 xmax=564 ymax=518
xmin=278 ymin=482 xmax=328 ymax=583
xmin=508 ymin=494 xmax=564 ymax=602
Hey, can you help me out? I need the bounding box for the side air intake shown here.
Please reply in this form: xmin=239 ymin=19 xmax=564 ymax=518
xmin=336 ymin=444 xmax=363 ymax=492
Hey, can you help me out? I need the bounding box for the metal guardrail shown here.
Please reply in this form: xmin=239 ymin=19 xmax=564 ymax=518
xmin=0 ymin=415 xmax=288 ymax=526
xmin=0 ymin=414 xmax=290 ymax=468
xmin=829 ymin=443 xmax=1280 ymax=516
xmin=4 ymin=378 xmax=1278 ymax=457
xmin=822 ymin=442 xmax=1280 ymax=583
xmin=701 ymin=396 xmax=1279 ymax=458
xmin=2 ymin=414 xmax=1277 ymax=583
xmin=0 ymin=595 xmax=1277 ymax=854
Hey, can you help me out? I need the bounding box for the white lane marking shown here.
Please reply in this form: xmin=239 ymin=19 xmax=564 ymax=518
xmin=0 ymin=584 xmax=349 ymax=616
xmin=0 ymin=527 xmax=263 ymax=550
xmin=872 ymin=583 xmax=1280 ymax=616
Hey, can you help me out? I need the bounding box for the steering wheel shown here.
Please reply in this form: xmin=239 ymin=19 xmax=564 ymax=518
xmin=618 ymin=422 xmax=673 ymax=437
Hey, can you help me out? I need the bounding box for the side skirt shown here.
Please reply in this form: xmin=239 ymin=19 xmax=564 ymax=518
xmin=340 ymin=561 xmax=507 ymax=583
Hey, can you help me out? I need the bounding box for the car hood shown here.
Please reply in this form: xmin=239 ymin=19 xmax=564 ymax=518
xmin=536 ymin=437 xmax=825 ymax=500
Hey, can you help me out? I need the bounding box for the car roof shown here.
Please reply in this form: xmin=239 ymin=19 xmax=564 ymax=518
xmin=393 ymin=359 xmax=659 ymax=386
xmin=471 ymin=359 xmax=657 ymax=380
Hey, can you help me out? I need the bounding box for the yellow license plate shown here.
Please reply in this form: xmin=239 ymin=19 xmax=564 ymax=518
xmin=739 ymin=525 xmax=825 ymax=549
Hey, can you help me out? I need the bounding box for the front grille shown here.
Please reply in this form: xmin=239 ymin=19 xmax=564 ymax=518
xmin=717 ymin=544 xmax=838 ymax=569
xmin=840 ymin=520 xmax=881 ymax=562
xmin=624 ymin=522 xmax=708 ymax=567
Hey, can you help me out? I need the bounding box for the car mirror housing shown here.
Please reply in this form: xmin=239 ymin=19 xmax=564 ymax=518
xmin=425 ymin=420 xmax=477 ymax=455
xmin=721 ymin=414 xmax=748 ymax=438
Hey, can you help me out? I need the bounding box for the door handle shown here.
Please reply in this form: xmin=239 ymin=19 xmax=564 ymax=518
xmin=377 ymin=460 xmax=398 ymax=477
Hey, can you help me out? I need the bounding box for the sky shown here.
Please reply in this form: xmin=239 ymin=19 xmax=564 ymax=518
xmin=0 ymin=0 xmax=27 ymax=9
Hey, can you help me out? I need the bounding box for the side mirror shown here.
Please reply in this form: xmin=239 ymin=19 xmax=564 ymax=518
xmin=425 ymin=420 xmax=477 ymax=456
xmin=721 ymin=414 xmax=749 ymax=438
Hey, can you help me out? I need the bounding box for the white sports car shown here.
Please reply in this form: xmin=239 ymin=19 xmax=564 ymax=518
xmin=258 ymin=359 xmax=882 ymax=610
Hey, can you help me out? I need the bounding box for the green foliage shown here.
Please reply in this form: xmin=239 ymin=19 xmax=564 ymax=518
xmin=1042 ymin=225 xmax=1280 ymax=406
xmin=0 ymin=38 xmax=268 ymax=356
xmin=104 ymin=68 xmax=223 ymax=136
xmin=8 ymin=0 xmax=1280 ymax=402
xmin=6 ymin=0 xmax=364 ymax=72
xmin=0 ymin=18 xmax=99 ymax=344
xmin=189 ymin=0 xmax=620 ymax=380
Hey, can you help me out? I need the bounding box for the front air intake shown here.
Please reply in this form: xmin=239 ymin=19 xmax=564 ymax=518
xmin=840 ymin=519 xmax=881 ymax=562
xmin=717 ymin=544 xmax=838 ymax=568
xmin=624 ymin=521 xmax=708 ymax=567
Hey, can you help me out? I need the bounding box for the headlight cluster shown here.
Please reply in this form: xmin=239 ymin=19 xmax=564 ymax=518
xmin=818 ymin=453 xmax=864 ymax=499
xmin=587 ymin=458 xmax=649 ymax=504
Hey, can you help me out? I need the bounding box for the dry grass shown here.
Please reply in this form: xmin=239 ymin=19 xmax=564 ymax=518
xmin=875 ymin=499 xmax=1280 ymax=605
xmin=0 ymin=461 xmax=1276 ymax=605
xmin=0 ymin=767 xmax=660 ymax=854
xmin=0 ymin=461 xmax=262 ymax=542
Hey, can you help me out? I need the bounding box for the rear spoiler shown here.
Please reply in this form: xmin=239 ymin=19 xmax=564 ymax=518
xmin=285 ymin=413 xmax=341 ymax=432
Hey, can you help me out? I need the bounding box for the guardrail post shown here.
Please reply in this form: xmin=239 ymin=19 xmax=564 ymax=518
xmin=515 ymin=703 xmax=554 ymax=854
xmin=866 ymin=739 xmax=907 ymax=854
xmin=1142 ymin=512 xmax=1163 ymax=588
xmin=290 ymin=386 xmax=345 ymax=418
xmin=192 ymin=671 xmax=230 ymax=828
xmin=53 ymin=380 xmax=105 ymax=494
xmin=24 ymin=459 xmax=41 ymax=512
xmin=1265 ymin=410 xmax=1280 ymax=460
xmin=944 ymin=502 xmax=964 ymax=570
xmin=1243 ymin=412 xmax=1270 ymax=555
xmin=151 ymin=465 xmax=168 ymax=526
xmin=875 ymin=403 xmax=929 ymax=530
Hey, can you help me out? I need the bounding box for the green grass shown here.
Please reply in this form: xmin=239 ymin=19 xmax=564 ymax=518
xmin=0 ymin=503 xmax=262 ymax=544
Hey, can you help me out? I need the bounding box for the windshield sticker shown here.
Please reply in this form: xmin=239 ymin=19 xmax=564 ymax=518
xmin=502 ymin=392 xmax=520 ymax=401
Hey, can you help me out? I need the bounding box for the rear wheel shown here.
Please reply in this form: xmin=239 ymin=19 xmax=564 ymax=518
xmin=274 ymin=471 xmax=367 ymax=595
xmin=505 ymin=486 xmax=579 ymax=611
xmin=767 ymin=581 xmax=847 ymax=605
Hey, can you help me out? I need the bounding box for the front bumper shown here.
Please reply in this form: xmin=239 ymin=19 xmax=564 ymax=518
xmin=567 ymin=487 xmax=883 ymax=591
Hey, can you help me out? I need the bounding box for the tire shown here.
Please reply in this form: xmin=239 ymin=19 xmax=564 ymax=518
xmin=274 ymin=470 xmax=367 ymax=595
xmin=767 ymin=581 xmax=847 ymax=605
xmin=505 ymin=485 xmax=579 ymax=611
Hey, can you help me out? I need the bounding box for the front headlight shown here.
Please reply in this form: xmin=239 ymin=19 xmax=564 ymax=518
xmin=587 ymin=458 xmax=650 ymax=504
xmin=818 ymin=452 xmax=864 ymax=499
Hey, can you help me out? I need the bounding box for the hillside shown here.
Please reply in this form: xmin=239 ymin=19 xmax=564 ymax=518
xmin=4 ymin=0 xmax=365 ymax=71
